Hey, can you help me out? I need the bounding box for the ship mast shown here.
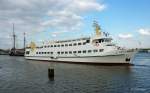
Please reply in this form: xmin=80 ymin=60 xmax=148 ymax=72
xmin=24 ymin=32 xmax=26 ymax=50
xmin=13 ymin=23 xmax=16 ymax=50
xmin=93 ymin=20 xmax=101 ymax=37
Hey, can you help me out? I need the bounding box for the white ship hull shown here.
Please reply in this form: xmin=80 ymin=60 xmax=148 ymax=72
xmin=25 ymin=51 xmax=136 ymax=64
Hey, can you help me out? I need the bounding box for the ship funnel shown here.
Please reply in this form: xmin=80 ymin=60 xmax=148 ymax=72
xmin=29 ymin=42 xmax=36 ymax=51
xmin=93 ymin=20 xmax=101 ymax=37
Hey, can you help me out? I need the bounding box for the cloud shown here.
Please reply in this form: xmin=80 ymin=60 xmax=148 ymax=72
xmin=138 ymin=28 xmax=150 ymax=36
xmin=118 ymin=33 xmax=133 ymax=39
xmin=41 ymin=10 xmax=83 ymax=32
xmin=42 ymin=0 xmax=106 ymax=34
xmin=65 ymin=0 xmax=106 ymax=13
xmin=0 ymin=0 xmax=106 ymax=49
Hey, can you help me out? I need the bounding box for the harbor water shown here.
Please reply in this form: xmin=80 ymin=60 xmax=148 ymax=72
xmin=0 ymin=53 xmax=150 ymax=93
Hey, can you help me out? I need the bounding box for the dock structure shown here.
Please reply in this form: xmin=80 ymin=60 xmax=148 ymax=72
xmin=139 ymin=48 xmax=150 ymax=53
xmin=0 ymin=49 xmax=9 ymax=55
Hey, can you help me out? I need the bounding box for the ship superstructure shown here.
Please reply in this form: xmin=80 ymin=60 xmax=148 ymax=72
xmin=25 ymin=21 xmax=137 ymax=64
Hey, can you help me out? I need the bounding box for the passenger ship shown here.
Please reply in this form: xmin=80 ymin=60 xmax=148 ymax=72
xmin=25 ymin=21 xmax=137 ymax=64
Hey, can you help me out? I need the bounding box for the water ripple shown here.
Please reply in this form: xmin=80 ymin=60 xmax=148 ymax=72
xmin=0 ymin=53 xmax=150 ymax=93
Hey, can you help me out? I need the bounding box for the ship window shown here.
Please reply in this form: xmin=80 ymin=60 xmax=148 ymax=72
xmin=69 ymin=51 xmax=72 ymax=54
xmin=73 ymin=51 xmax=76 ymax=53
xmin=44 ymin=46 xmax=47 ymax=48
xmin=88 ymin=50 xmax=92 ymax=53
xmin=93 ymin=50 xmax=98 ymax=52
xmin=54 ymin=45 xmax=56 ymax=47
xmin=78 ymin=43 xmax=81 ymax=45
xmin=61 ymin=52 xmax=64 ymax=54
xmin=98 ymin=39 xmax=104 ymax=43
xmin=36 ymin=52 xmax=38 ymax=54
xmin=65 ymin=51 xmax=68 ymax=54
xmin=51 ymin=45 xmax=53 ymax=47
xmin=73 ymin=43 xmax=77 ymax=46
xmin=99 ymin=49 xmax=104 ymax=52
xmin=57 ymin=52 xmax=60 ymax=54
xmin=44 ymin=52 xmax=46 ymax=54
xmin=26 ymin=51 xmax=30 ymax=54
xmin=83 ymin=50 xmax=86 ymax=53
xmin=61 ymin=44 xmax=64 ymax=47
xmin=107 ymin=39 xmax=111 ymax=42
xmin=48 ymin=45 xmax=50 ymax=48
xmin=98 ymin=40 xmax=101 ymax=43
xmin=86 ymin=40 xmax=90 ymax=43
xmin=106 ymin=44 xmax=113 ymax=46
xmin=65 ymin=44 xmax=68 ymax=46
xmin=104 ymin=39 xmax=109 ymax=42
xmin=47 ymin=52 xmax=50 ymax=54
xmin=42 ymin=52 xmax=44 ymax=54
xmin=83 ymin=42 xmax=86 ymax=45
xmin=78 ymin=51 xmax=81 ymax=53
xmin=51 ymin=52 xmax=53 ymax=54
xmin=57 ymin=45 xmax=60 ymax=47
xmin=69 ymin=44 xmax=72 ymax=46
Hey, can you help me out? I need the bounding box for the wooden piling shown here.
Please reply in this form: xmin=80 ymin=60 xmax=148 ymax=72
xmin=48 ymin=68 xmax=54 ymax=80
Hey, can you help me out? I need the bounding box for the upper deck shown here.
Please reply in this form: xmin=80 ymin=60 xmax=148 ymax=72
xmin=26 ymin=20 xmax=114 ymax=49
